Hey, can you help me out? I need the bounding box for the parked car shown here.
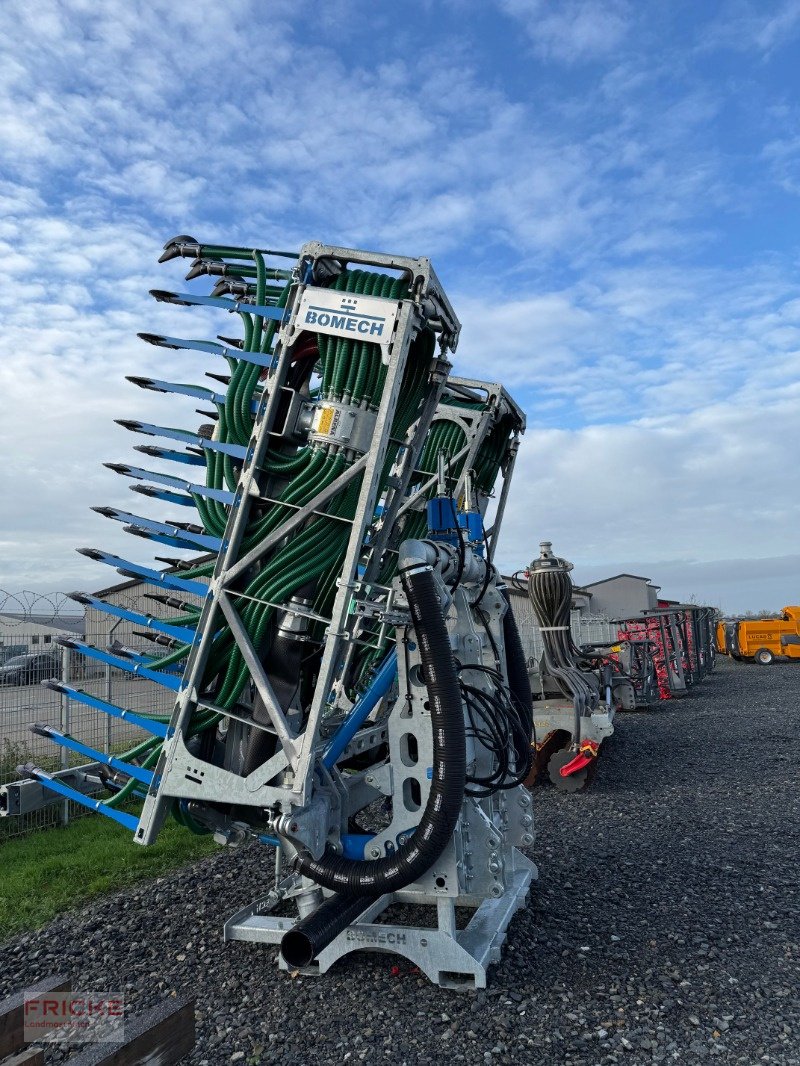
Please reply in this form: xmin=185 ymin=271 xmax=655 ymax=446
xmin=0 ymin=653 xmax=60 ymax=685
xmin=0 ymin=645 xmax=27 ymax=666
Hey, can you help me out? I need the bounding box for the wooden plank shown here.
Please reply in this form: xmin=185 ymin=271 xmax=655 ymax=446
xmin=67 ymin=996 xmax=195 ymax=1066
xmin=2 ymin=1047 xmax=45 ymax=1066
xmin=0 ymin=975 xmax=70 ymax=1059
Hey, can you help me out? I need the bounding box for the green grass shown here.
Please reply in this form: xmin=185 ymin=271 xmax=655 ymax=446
xmin=0 ymin=812 xmax=217 ymax=940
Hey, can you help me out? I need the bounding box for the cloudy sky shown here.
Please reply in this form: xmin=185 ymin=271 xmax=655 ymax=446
xmin=0 ymin=0 xmax=798 ymax=614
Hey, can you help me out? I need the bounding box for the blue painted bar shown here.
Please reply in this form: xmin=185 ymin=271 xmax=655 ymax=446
xmin=76 ymin=548 xmax=209 ymax=597
xmin=93 ymin=510 xmax=222 ymax=552
xmin=41 ymin=680 xmax=170 ymax=738
xmin=68 ymin=593 xmax=199 ymax=643
xmin=106 ymin=462 xmax=237 ymax=502
xmin=258 ymin=834 xmax=281 ymax=847
xmin=32 ymin=724 xmax=154 ymax=785
xmin=24 ymin=768 xmax=139 ymax=831
xmin=131 ymin=485 xmax=196 ymax=507
xmin=149 ymin=290 xmax=287 ymax=322
xmin=58 ymin=638 xmax=183 ymax=691
xmin=322 ymin=651 xmax=398 ymax=769
xmin=126 ymin=526 xmax=212 ymax=555
xmin=128 ymin=376 xmax=225 ymax=404
xmin=127 ymin=375 xmax=262 ymax=413
xmin=117 ymin=420 xmax=248 ymax=460
xmin=136 ymin=446 xmax=206 ymax=467
xmin=138 ymin=336 xmax=277 ymax=370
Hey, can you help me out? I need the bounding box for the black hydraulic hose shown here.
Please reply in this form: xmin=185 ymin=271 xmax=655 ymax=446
xmin=294 ymin=567 xmax=466 ymax=894
xmin=281 ymin=893 xmax=373 ymax=969
xmin=527 ymin=560 xmax=597 ymax=742
xmin=500 ymin=589 xmax=533 ymax=738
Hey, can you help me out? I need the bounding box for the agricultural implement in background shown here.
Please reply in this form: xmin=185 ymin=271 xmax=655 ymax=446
xmin=10 ymin=236 xmax=538 ymax=989
xmin=522 ymin=543 xmax=635 ymax=792
xmin=617 ymin=608 xmax=688 ymax=700
xmin=618 ymin=604 xmax=716 ymax=700
xmin=610 ymin=636 xmax=659 ymax=709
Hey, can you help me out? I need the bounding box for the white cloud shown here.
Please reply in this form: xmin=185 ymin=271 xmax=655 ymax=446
xmin=699 ymin=0 xmax=800 ymax=55
xmin=493 ymin=395 xmax=800 ymax=593
xmin=0 ymin=0 xmax=796 ymax=614
xmin=498 ymin=0 xmax=631 ymax=63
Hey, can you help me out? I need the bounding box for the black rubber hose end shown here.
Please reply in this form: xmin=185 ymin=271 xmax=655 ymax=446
xmin=280 ymin=894 xmax=374 ymax=968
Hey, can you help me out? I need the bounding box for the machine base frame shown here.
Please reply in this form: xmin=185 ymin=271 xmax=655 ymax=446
xmin=224 ymin=850 xmax=536 ymax=990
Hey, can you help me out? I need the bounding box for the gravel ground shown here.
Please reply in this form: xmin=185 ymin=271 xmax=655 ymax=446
xmin=1 ymin=656 xmax=798 ymax=1065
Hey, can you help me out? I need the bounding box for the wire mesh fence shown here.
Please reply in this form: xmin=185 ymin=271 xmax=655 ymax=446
xmin=0 ymin=592 xmax=179 ymax=840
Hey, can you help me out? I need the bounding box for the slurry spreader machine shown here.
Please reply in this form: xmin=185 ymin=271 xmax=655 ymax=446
xmin=16 ymin=238 xmax=537 ymax=988
xmin=522 ymin=543 xmax=634 ymax=791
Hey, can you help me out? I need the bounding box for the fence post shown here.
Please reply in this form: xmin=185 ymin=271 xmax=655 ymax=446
xmin=59 ymin=644 xmax=71 ymax=826
xmin=105 ymin=661 xmax=112 ymax=756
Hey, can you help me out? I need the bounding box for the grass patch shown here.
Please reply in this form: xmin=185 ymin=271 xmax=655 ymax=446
xmin=0 ymin=812 xmax=216 ymax=940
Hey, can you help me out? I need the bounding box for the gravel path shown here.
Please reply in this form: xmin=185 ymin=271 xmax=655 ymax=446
xmin=2 ymin=657 xmax=798 ymax=1064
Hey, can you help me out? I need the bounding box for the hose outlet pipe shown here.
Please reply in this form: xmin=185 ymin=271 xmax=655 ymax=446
xmin=280 ymin=893 xmax=375 ymax=969
xmin=158 ymin=235 xmax=200 ymax=263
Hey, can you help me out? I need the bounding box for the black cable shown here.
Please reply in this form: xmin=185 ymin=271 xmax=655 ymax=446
xmin=445 ymin=457 xmax=466 ymax=591
xmin=470 ymin=516 xmax=494 ymax=608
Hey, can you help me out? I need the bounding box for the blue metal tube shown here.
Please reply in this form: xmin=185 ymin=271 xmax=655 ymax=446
xmin=322 ymin=651 xmax=397 ymax=769
xmin=131 ymin=486 xmax=195 ymax=507
xmin=341 ymin=833 xmax=372 ymax=859
xmin=149 ymin=291 xmax=287 ymax=322
xmin=41 ymin=680 xmax=170 ymax=738
xmin=69 ymin=594 xmax=199 ymax=643
xmin=136 ymin=446 xmax=206 ymax=467
xmin=24 ymin=768 xmax=139 ymax=831
xmin=57 ymin=639 xmax=183 ymax=691
xmin=107 ymin=463 xmax=237 ymax=503
xmin=32 ymin=725 xmax=154 ymax=785
xmin=119 ymin=421 xmax=248 ymax=460
xmin=128 ymin=376 xmax=262 ymax=413
xmin=140 ymin=336 xmax=277 ymax=370
xmin=76 ymin=549 xmax=209 ymax=598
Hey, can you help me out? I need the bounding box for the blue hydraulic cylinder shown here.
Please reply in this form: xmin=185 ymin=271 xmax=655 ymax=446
xmin=426 ymin=496 xmax=460 ymax=546
xmin=322 ymin=651 xmax=397 ymax=769
xmin=458 ymin=510 xmax=484 ymax=554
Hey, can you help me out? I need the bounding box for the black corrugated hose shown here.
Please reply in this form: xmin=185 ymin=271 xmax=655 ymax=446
xmin=527 ymin=558 xmax=598 ymax=740
xmin=501 ymin=589 xmax=533 ymax=739
xmin=282 ymin=566 xmax=466 ymax=964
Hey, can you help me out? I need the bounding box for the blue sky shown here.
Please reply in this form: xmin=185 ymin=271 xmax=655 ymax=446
xmin=0 ymin=0 xmax=799 ymax=613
